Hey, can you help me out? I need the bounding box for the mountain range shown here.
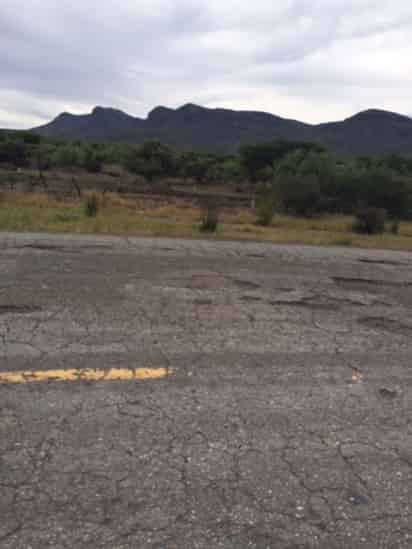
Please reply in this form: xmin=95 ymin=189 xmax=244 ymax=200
xmin=33 ymin=103 xmax=412 ymax=157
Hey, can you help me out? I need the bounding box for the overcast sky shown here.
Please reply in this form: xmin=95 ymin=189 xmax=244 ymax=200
xmin=1 ymin=0 xmax=412 ymax=129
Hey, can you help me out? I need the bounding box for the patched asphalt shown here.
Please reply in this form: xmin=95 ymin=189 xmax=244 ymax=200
xmin=1 ymin=232 xmax=412 ymax=548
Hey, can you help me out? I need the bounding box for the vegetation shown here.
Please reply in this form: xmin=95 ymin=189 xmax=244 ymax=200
xmin=240 ymin=141 xmax=324 ymax=182
xmin=255 ymin=193 xmax=276 ymax=226
xmin=200 ymin=199 xmax=219 ymax=233
xmin=84 ymin=192 xmax=101 ymax=217
xmin=391 ymin=221 xmax=400 ymax=235
xmin=1 ymin=129 xmax=412 ymax=251
xmin=353 ymin=208 xmax=386 ymax=235
xmin=0 ymin=192 xmax=412 ymax=250
xmin=2 ymin=130 xmax=412 ymax=220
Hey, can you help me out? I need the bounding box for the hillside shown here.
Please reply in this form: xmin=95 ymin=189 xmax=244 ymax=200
xmin=33 ymin=104 xmax=412 ymax=156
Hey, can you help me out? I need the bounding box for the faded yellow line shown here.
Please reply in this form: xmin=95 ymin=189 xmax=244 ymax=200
xmin=0 ymin=367 xmax=170 ymax=384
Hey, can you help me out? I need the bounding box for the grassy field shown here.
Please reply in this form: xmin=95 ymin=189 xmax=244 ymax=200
xmin=1 ymin=191 xmax=412 ymax=250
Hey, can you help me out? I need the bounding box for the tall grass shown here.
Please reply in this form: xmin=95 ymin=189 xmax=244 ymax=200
xmin=199 ymin=199 xmax=219 ymax=232
xmin=0 ymin=191 xmax=411 ymax=250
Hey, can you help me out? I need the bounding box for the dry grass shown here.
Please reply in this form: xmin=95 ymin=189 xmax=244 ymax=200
xmin=101 ymin=192 xmax=135 ymax=209
xmin=142 ymin=204 xmax=201 ymax=223
xmin=0 ymin=191 xmax=411 ymax=250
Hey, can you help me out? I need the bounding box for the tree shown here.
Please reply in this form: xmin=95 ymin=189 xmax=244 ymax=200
xmin=178 ymin=152 xmax=214 ymax=183
xmin=52 ymin=145 xmax=82 ymax=196
xmin=274 ymin=173 xmax=321 ymax=216
xmin=378 ymin=154 xmax=412 ymax=175
xmin=239 ymin=143 xmax=278 ymax=182
xmin=82 ymin=146 xmax=103 ymax=173
xmin=207 ymin=158 xmax=244 ymax=183
xmin=124 ymin=140 xmax=176 ymax=181
xmin=0 ymin=140 xmax=28 ymax=167
xmin=34 ymin=144 xmax=55 ymax=186
xmin=355 ymin=169 xmax=412 ymax=218
xmin=53 ymin=144 xmax=81 ymax=170
xmin=240 ymin=141 xmax=324 ymax=182
xmin=20 ymin=131 xmax=42 ymax=145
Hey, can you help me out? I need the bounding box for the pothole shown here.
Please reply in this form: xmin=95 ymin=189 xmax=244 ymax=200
xmin=378 ymin=387 xmax=398 ymax=399
xmin=0 ymin=305 xmax=42 ymax=315
xmin=358 ymin=258 xmax=408 ymax=267
xmin=233 ymin=279 xmax=261 ymax=290
xmin=358 ymin=316 xmax=412 ymax=336
xmin=333 ymin=276 xmax=412 ymax=289
xmin=193 ymin=298 xmax=213 ymax=306
xmin=270 ymin=299 xmax=338 ymax=311
xmin=241 ymin=295 xmax=262 ymax=303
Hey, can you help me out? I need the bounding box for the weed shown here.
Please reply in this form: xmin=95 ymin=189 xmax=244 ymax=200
xmin=200 ymin=199 xmax=219 ymax=232
xmin=352 ymin=208 xmax=386 ymax=235
xmin=390 ymin=220 xmax=400 ymax=235
xmin=255 ymin=196 xmax=275 ymax=226
xmin=84 ymin=192 xmax=101 ymax=217
xmin=0 ymin=191 xmax=408 ymax=250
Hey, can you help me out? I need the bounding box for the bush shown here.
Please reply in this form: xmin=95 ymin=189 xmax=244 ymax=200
xmin=83 ymin=149 xmax=102 ymax=173
xmin=274 ymin=174 xmax=321 ymax=217
xmin=390 ymin=220 xmax=400 ymax=235
xmin=352 ymin=208 xmax=386 ymax=234
xmin=200 ymin=199 xmax=219 ymax=232
xmin=84 ymin=192 xmax=101 ymax=217
xmin=255 ymin=196 xmax=275 ymax=226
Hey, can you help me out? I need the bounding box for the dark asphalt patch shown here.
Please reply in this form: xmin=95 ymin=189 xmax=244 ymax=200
xmin=240 ymin=295 xmax=262 ymax=302
xmin=233 ymin=279 xmax=261 ymax=290
xmin=333 ymin=276 xmax=412 ymax=289
xmin=379 ymin=387 xmax=399 ymax=399
xmin=358 ymin=258 xmax=409 ymax=267
xmin=193 ymin=299 xmax=213 ymax=306
xmin=0 ymin=305 xmax=42 ymax=315
xmin=358 ymin=316 xmax=412 ymax=336
xmin=270 ymin=299 xmax=339 ymax=311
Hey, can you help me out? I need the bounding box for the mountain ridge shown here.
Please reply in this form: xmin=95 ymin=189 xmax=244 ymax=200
xmin=32 ymin=104 xmax=412 ymax=156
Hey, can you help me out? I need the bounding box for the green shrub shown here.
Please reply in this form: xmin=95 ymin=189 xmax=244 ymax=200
xmin=274 ymin=174 xmax=321 ymax=217
xmin=390 ymin=220 xmax=400 ymax=235
xmin=200 ymin=199 xmax=219 ymax=233
xmin=84 ymin=192 xmax=101 ymax=217
xmin=255 ymin=196 xmax=275 ymax=226
xmin=83 ymin=149 xmax=103 ymax=173
xmin=352 ymin=208 xmax=386 ymax=234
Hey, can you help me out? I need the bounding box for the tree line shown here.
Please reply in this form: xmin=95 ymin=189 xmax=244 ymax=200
xmin=2 ymin=129 xmax=412 ymax=219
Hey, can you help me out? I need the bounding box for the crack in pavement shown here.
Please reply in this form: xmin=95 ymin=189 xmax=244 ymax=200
xmin=1 ymin=233 xmax=412 ymax=548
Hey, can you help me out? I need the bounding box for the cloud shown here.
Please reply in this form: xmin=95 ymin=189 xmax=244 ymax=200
xmin=1 ymin=0 xmax=412 ymax=128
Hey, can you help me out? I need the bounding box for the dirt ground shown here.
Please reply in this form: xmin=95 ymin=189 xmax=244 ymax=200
xmin=1 ymin=233 xmax=412 ymax=548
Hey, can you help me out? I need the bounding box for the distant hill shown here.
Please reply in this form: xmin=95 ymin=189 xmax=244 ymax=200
xmin=32 ymin=104 xmax=412 ymax=156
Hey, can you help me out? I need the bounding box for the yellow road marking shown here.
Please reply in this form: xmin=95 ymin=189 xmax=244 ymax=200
xmin=0 ymin=367 xmax=170 ymax=384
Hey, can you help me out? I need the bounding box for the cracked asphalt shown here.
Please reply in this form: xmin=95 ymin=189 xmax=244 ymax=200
xmin=1 ymin=232 xmax=412 ymax=549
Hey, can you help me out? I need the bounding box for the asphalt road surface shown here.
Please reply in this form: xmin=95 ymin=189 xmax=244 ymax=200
xmin=1 ymin=232 xmax=412 ymax=549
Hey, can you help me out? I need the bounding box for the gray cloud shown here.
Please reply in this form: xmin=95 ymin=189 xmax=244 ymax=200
xmin=1 ymin=0 xmax=412 ymax=128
